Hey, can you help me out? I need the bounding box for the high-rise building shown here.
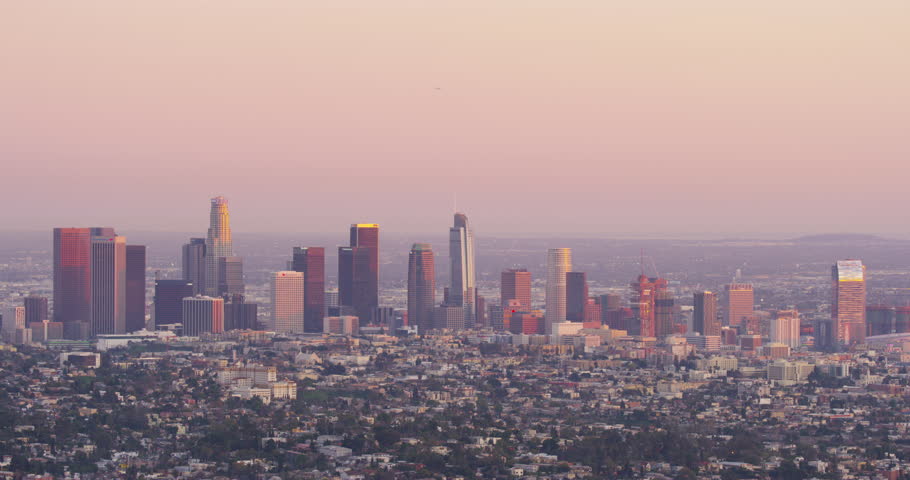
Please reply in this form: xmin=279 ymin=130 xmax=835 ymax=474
xmin=832 ymin=260 xmax=866 ymax=345
xmin=182 ymin=296 xmax=224 ymax=336
xmin=154 ymin=279 xmax=194 ymax=327
xmin=449 ymin=212 xmax=476 ymax=328
xmin=181 ymin=238 xmax=206 ymax=295
xmin=501 ymin=269 xmax=531 ymax=311
xmin=434 ymin=304 xmax=465 ymax=331
xmin=771 ymin=310 xmax=801 ymax=349
xmin=218 ymin=256 xmax=244 ymax=296
xmin=91 ymin=236 xmax=127 ymax=336
xmin=205 ymin=196 xmax=239 ymax=296
xmin=693 ymin=291 xmax=719 ymax=337
xmin=271 ymin=271 xmax=305 ymax=333
xmin=725 ymin=283 xmax=754 ymax=328
xmin=566 ymin=272 xmax=588 ymax=322
xmin=224 ymin=294 xmax=259 ymax=331
xmin=545 ymin=248 xmax=572 ymax=334
xmin=407 ymin=243 xmax=436 ymax=335
xmin=866 ymin=306 xmax=895 ymax=336
xmin=291 ymin=247 xmax=326 ymax=333
xmin=654 ymin=289 xmax=675 ymax=337
xmin=339 ymin=224 xmax=379 ymax=323
xmin=24 ymin=296 xmax=48 ymax=325
xmin=324 ymin=316 xmax=359 ymax=335
xmin=125 ymin=245 xmax=146 ymax=332
xmin=1 ymin=307 xmax=25 ymax=336
xmin=630 ymin=276 xmax=668 ymax=337
xmin=53 ymin=228 xmax=94 ymax=337
xmin=475 ymin=295 xmax=487 ymax=328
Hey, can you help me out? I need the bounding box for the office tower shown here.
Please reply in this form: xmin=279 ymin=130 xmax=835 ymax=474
xmin=182 ymin=296 xmax=224 ymax=336
xmin=475 ymin=295 xmax=486 ymax=328
xmin=598 ymin=293 xmax=622 ymax=326
xmin=434 ymin=305 xmax=465 ymax=331
xmin=725 ymin=283 xmax=754 ymax=327
xmin=204 ymin=196 xmax=239 ymax=296
xmin=489 ymin=304 xmax=505 ymax=331
xmin=896 ymin=307 xmax=910 ymax=334
xmin=224 ymin=294 xmax=259 ymax=331
xmin=30 ymin=320 xmax=64 ymax=343
xmin=324 ymin=316 xmax=359 ymax=335
xmin=501 ymin=269 xmax=532 ymax=311
xmin=125 ymin=245 xmax=146 ymax=332
xmin=866 ymin=306 xmax=895 ymax=336
xmin=509 ymin=311 xmax=545 ymax=335
xmin=154 ymin=279 xmax=194 ymax=327
xmin=566 ymin=272 xmax=588 ymax=322
xmin=337 ymin=223 xmax=380 ymax=323
xmin=832 ymin=260 xmax=867 ymax=345
xmin=407 ymin=243 xmax=436 ymax=335
xmin=545 ymin=248 xmax=572 ymax=334
xmin=291 ymin=247 xmax=326 ymax=333
xmin=583 ymin=298 xmax=602 ymax=326
xmin=271 ymin=271 xmax=305 ymax=333
xmin=693 ymin=291 xmax=719 ymax=336
xmin=771 ymin=310 xmax=801 ymax=349
xmin=24 ymin=296 xmax=48 ymax=325
xmin=630 ymin=276 xmax=668 ymax=337
xmin=181 ymin=238 xmax=206 ymax=295
xmin=217 ymin=256 xmax=244 ymax=295
xmin=325 ymin=289 xmax=339 ymax=309
xmin=449 ymin=212 xmax=476 ymax=328
xmin=91 ymin=236 xmax=127 ymax=335
xmin=53 ymin=228 xmax=93 ymax=337
xmin=1 ymin=307 xmax=25 ymax=337
xmin=372 ymin=307 xmax=396 ymax=328
xmin=654 ymin=289 xmax=675 ymax=337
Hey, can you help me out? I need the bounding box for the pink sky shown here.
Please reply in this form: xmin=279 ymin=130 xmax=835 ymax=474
xmin=2 ymin=1 xmax=908 ymax=236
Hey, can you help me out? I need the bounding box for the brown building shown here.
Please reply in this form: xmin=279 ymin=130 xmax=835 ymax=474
xmin=501 ymin=269 xmax=531 ymax=311
xmin=292 ymin=246 xmax=326 ymax=333
xmin=693 ymin=291 xmax=720 ymax=337
xmin=407 ymin=243 xmax=436 ymax=334
xmin=832 ymin=260 xmax=866 ymax=345
xmin=725 ymin=283 xmax=754 ymax=328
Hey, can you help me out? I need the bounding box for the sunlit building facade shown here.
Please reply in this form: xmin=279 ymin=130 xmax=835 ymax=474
xmin=545 ymin=248 xmax=572 ymax=334
xmin=832 ymin=260 xmax=866 ymax=345
xmin=407 ymin=243 xmax=436 ymax=335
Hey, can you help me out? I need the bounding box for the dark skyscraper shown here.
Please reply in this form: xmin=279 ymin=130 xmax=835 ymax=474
xmin=339 ymin=224 xmax=379 ymax=323
xmin=154 ymin=279 xmax=194 ymax=327
xmin=53 ymin=228 xmax=93 ymax=337
xmin=566 ymin=271 xmax=588 ymax=322
xmin=181 ymin=237 xmax=206 ymax=295
xmin=501 ymin=269 xmax=531 ymax=311
xmin=24 ymin=296 xmax=49 ymax=325
xmin=407 ymin=243 xmax=436 ymax=334
xmin=218 ymin=256 xmax=244 ymax=296
xmin=654 ymin=290 xmax=675 ymax=337
xmin=224 ymin=294 xmax=259 ymax=331
xmin=125 ymin=245 xmax=146 ymax=332
xmin=91 ymin=235 xmax=127 ymax=335
xmin=693 ymin=291 xmax=720 ymax=336
xmin=292 ymin=246 xmax=326 ymax=333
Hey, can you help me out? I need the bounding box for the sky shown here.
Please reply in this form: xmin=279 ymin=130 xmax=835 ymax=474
xmin=2 ymin=1 xmax=908 ymax=237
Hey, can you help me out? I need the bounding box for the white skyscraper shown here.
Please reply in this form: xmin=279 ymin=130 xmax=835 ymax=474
xmin=205 ymin=196 xmax=234 ymax=296
xmin=91 ymin=236 xmax=127 ymax=335
xmin=271 ymin=271 xmax=305 ymax=333
xmin=545 ymin=248 xmax=572 ymax=334
xmin=771 ymin=310 xmax=801 ymax=349
xmin=449 ymin=212 xmax=476 ymax=328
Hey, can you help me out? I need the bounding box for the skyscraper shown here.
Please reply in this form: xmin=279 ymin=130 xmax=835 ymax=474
xmin=182 ymin=296 xmax=224 ymax=336
xmin=91 ymin=235 xmax=127 ymax=335
xmin=339 ymin=224 xmax=379 ymax=323
xmin=725 ymin=283 xmax=754 ymax=328
xmin=449 ymin=212 xmax=476 ymax=328
xmin=181 ymin=237 xmax=206 ymax=295
xmin=291 ymin=247 xmax=326 ymax=333
xmin=271 ymin=271 xmax=305 ymax=333
xmin=501 ymin=269 xmax=531 ymax=311
xmin=630 ymin=276 xmax=668 ymax=337
xmin=833 ymin=260 xmax=866 ymax=345
xmin=224 ymin=294 xmax=258 ymax=331
xmin=24 ymin=296 xmax=48 ymax=325
xmin=218 ymin=256 xmax=244 ymax=295
xmin=771 ymin=310 xmax=801 ymax=349
xmin=545 ymin=248 xmax=572 ymax=334
xmin=693 ymin=291 xmax=719 ymax=337
xmin=566 ymin=272 xmax=588 ymax=322
xmin=53 ymin=228 xmax=93 ymax=338
xmin=205 ymin=196 xmax=240 ymax=296
xmin=407 ymin=243 xmax=436 ymax=335
xmin=154 ymin=279 xmax=194 ymax=327
xmin=125 ymin=245 xmax=146 ymax=332
xmin=654 ymin=288 xmax=676 ymax=337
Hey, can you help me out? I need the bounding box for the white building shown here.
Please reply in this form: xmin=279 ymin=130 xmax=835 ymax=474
xmin=545 ymin=248 xmax=572 ymax=334
xmin=271 ymin=271 xmax=305 ymax=333
xmin=771 ymin=310 xmax=801 ymax=349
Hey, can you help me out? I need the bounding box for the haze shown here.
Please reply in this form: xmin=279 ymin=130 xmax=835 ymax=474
xmin=2 ymin=1 xmax=908 ymax=237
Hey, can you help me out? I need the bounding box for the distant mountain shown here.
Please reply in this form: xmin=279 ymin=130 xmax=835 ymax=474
xmin=793 ymin=233 xmax=889 ymax=243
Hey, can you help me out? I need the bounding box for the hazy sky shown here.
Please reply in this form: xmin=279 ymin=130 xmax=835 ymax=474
xmin=2 ymin=1 xmax=908 ymax=237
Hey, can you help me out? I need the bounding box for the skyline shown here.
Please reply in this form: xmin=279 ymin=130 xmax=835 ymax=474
xmin=3 ymin=2 xmax=910 ymax=236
